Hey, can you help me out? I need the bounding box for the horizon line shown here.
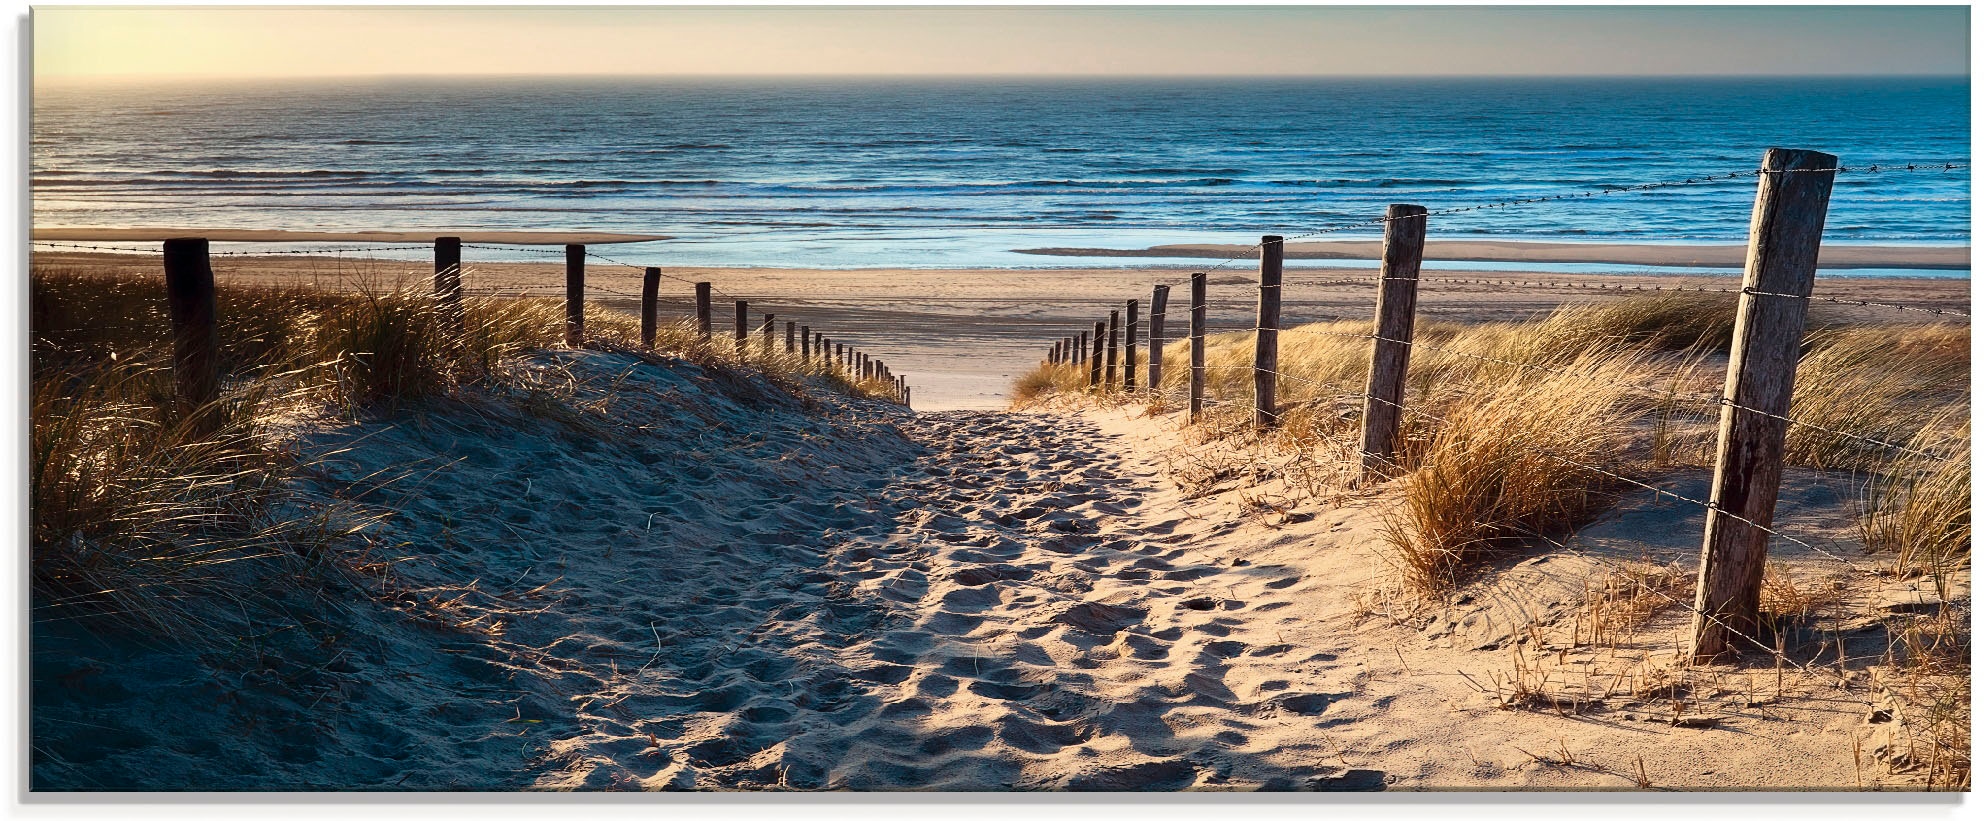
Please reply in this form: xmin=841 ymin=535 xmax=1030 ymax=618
xmin=38 ymin=71 xmax=1975 ymax=84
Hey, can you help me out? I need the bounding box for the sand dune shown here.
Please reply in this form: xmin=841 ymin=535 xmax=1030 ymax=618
xmin=33 ymin=340 xmax=1956 ymax=789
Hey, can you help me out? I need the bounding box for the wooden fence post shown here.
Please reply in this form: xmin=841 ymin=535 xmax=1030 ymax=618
xmin=1106 ymin=310 xmax=1121 ymax=390
xmin=1189 ymin=271 xmax=1207 ymax=421
xmin=1253 ymin=236 xmax=1283 ymax=429
xmin=800 ymin=325 xmax=812 ymax=361
xmin=1124 ymin=298 xmax=1140 ymax=390
xmin=903 ymin=385 xmax=911 ymax=408
xmin=761 ymin=313 xmax=775 ymax=354
xmin=1076 ymin=332 xmax=1087 ymax=365
xmin=162 ymin=238 xmax=219 ymax=428
xmin=1358 ymin=205 xmax=1429 ymax=479
xmin=696 ymin=282 xmax=713 ymax=338
xmin=733 ymin=301 xmax=748 ymax=354
xmin=785 ymin=321 xmax=796 ymax=354
xmin=565 ymin=243 xmax=585 ymax=347
xmin=433 ymin=236 xmax=463 ymax=323
xmin=1691 ymin=147 xmax=1838 ymax=661
xmin=1089 ymin=322 xmax=1104 ymax=387
xmin=836 ymin=343 xmax=845 ymax=371
xmin=641 ymin=267 xmax=661 ymax=348
xmin=1148 ymin=284 xmax=1169 ymax=392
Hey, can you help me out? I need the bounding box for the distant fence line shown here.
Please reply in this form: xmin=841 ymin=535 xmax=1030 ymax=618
xmin=1040 ymin=147 xmax=1969 ymax=667
xmin=33 ymin=237 xmax=914 ymax=410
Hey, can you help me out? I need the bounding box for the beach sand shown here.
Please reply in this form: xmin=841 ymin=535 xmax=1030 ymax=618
xmin=30 ymin=250 xmax=1972 ymax=410
xmin=1018 ymin=240 xmax=1971 ymax=270
xmin=33 ymin=343 xmax=1952 ymax=788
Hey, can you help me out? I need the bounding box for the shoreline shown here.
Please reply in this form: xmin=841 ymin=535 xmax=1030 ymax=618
xmin=1016 ymin=239 xmax=1972 ymax=270
xmin=30 ymin=228 xmax=670 ymax=244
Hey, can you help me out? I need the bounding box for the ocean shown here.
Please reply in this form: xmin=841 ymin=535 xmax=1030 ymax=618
xmin=31 ymin=77 xmax=1971 ymax=273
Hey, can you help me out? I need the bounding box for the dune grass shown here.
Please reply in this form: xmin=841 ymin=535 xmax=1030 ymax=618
xmin=31 ymin=266 xmax=894 ymax=640
xmin=1013 ymin=292 xmax=1967 ymax=597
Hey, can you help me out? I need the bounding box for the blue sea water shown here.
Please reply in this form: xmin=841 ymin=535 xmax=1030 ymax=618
xmin=31 ymin=77 xmax=1971 ymax=271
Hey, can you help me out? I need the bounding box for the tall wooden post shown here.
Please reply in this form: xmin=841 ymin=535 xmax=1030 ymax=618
xmin=733 ymin=301 xmax=748 ymax=354
xmin=1253 ymin=236 xmax=1283 ymax=429
xmin=1076 ymin=332 xmax=1087 ymax=365
xmin=163 ymin=238 xmax=219 ymax=429
xmin=1065 ymin=336 xmax=1076 ymax=365
xmin=1359 ymin=205 xmax=1429 ymax=479
xmin=433 ymin=236 xmax=463 ymax=323
xmin=836 ymin=343 xmax=845 ymax=371
xmin=800 ymin=325 xmax=812 ymax=361
xmin=903 ymin=386 xmax=911 ymax=408
xmin=1105 ymin=310 xmax=1120 ymax=390
xmin=641 ymin=267 xmax=661 ymax=348
xmin=785 ymin=321 xmax=796 ymax=354
xmin=1124 ymin=298 xmax=1140 ymax=390
xmin=696 ymin=282 xmax=713 ymax=338
xmin=761 ymin=313 xmax=775 ymax=353
xmin=1691 ymin=148 xmax=1838 ymax=661
xmin=1189 ymin=272 xmax=1207 ymax=421
xmin=564 ymin=244 xmax=585 ymax=347
xmin=1148 ymin=284 xmax=1169 ymax=392
xmin=1088 ymin=322 xmax=1105 ymax=387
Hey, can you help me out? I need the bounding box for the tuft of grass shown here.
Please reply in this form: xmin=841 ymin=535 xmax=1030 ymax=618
xmin=1786 ymin=324 xmax=1969 ymax=470
xmin=1861 ymin=412 xmax=1971 ymax=585
xmin=1379 ymin=349 xmax=1649 ymax=596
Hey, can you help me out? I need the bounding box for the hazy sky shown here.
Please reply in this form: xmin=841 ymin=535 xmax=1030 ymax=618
xmin=34 ymin=5 xmax=1972 ymax=81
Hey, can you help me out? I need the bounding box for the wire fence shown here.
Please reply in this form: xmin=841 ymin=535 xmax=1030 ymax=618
xmin=1042 ymin=150 xmax=1970 ymax=685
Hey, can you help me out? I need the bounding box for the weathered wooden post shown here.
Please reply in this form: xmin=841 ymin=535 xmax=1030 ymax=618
xmin=1065 ymin=336 xmax=1076 ymax=366
xmin=836 ymin=343 xmax=845 ymax=371
xmin=1076 ymin=332 xmax=1087 ymax=365
xmin=696 ymin=282 xmax=713 ymax=338
xmin=1253 ymin=237 xmax=1283 ymax=429
xmin=1189 ymin=272 xmax=1207 ymax=421
xmin=903 ymin=385 xmax=911 ymax=408
xmin=1124 ymin=298 xmax=1140 ymax=390
xmin=733 ymin=301 xmax=748 ymax=354
xmin=1105 ymin=310 xmax=1121 ymax=390
xmin=761 ymin=313 xmax=775 ymax=354
xmin=641 ymin=267 xmax=661 ymax=348
xmin=163 ymin=238 xmax=219 ymax=429
xmin=1691 ymin=148 xmax=1838 ymax=661
xmin=433 ymin=236 xmax=463 ymax=323
xmin=565 ymin=244 xmax=585 ymax=346
xmin=1050 ymin=340 xmax=1061 ymax=364
xmin=785 ymin=321 xmax=796 ymax=354
xmin=1148 ymin=284 xmax=1169 ymax=392
xmin=800 ymin=325 xmax=812 ymax=361
xmin=1359 ymin=205 xmax=1429 ymax=479
xmin=1088 ymin=321 xmax=1105 ymax=387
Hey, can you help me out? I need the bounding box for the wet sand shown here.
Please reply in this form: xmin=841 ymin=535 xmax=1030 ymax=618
xmin=1017 ymin=240 xmax=1971 ymax=270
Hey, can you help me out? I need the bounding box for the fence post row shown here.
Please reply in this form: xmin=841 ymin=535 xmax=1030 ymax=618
xmin=564 ymin=243 xmax=585 ymax=347
xmin=696 ymin=282 xmax=713 ymax=338
xmin=1358 ymin=204 xmax=1429 ymax=480
xmin=1253 ymin=236 xmax=1283 ymax=429
xmin=641 ymin=267 xmax=661 ymax=349
xmin=1691 ymin=148 xmax=1838 ymax=661
xmin=162 ymin=237 xmax=219 ymax=431
xmin=433 ymin=236 xmax=463 ymax=325
xmin=1124 ymin=298 xmax=1139 ymax=391
xmin=1106 ymin=310 xmax=1120 ymax=389
xmin=1089 ymin=322 xmax=1105 ymax=387
xmin=1148 ymin=284 xmax=1169 ymax=392
xmin=1189 ymin=271 xmax=1207 ymax=421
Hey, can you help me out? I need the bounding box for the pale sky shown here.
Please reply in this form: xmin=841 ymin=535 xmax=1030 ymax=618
xmin=33 ymin=5 xmax=1972 ymax=81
